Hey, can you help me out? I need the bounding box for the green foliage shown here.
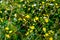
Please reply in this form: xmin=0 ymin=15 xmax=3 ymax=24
xmin=0 ymin=0 xmax=60 ymax=40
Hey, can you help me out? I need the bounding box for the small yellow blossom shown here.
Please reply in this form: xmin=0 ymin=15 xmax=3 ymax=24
xmin=6 ymin=8 xmax=10 ymax=10
xmin=40 ymin=6 xmax=42 ymax=9
xmin=18 ymin=18 xmax=22 ymax=21
xmin=20 ymin=0 xmax=23 ymax=2
xmin=30 ymin=30 xmax=33 ymax=33
xmin=18 ymin=4 xmax=21 ymax=8
xmin=25 ymin=32 xmax=29 ymax=36
xmin=0 ymin=11 xmax=2 ymax=13
xmin=25 ymin=15 xmax=30 ymax=18
xmin=34 ymin=17 xmax=39 ymax=21
xmin=9 ymin=30 xmax=13 ymax=33
xmin=49 ymin=37 xmax=53 ymax=40
xmin=49 ymin=0 xmax=55 ymax=2
xmin=0 ymin=18 xmax=3 ymax=22
xmin=28 ymin=8 xmax=30 ymax=10
xmin=44 ymin=17 xmax=49 ymax=23
xmin=48 ymin=30 xmax=54 ymax=34
xmin=53 ymin=0 xmax=55 ymax=1
xmin=27 ymin=0 xmax=29 ymax=3
xmin=32 ymin=5 xmax=34 ymax=7
xmin=55 ymin=3 xmax=58 ymax=6
xmin=42 ymin=2 xmax=45 ymax=4
xmin=5 ymin=27 xmax=9 ymax=31
xmin=46 ymin=3 xmax=50 ymax=6
xmin=43 ymin=14 xmax=49 ymax=17
xmin=5 ymin=34 xmax=10 ymax=38
xmin=30 ymin=26 xmax=35 ymax=30
xmin=23 ymin=18 xmax=26 ymax=21
xmin=44 ymin=33 xmax=49 ymax=37
xmin=14 ymin=14 xmax=17 ymax=17
xmin=43 ymin=27 xmax=46 ymax=32
xmin=56 ymin=6 xmax=59 ymax=8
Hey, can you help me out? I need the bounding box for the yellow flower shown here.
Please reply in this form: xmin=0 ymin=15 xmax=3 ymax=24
xmin=23 ymin=18 xmax=26 ymax=21
xmin=30 ymin=30 xmax=33 ymax=33
xmin=0 ymin=18 xmax=3 ymax=22
xmin=18 ymin=4 xmax=21 ymax=8
xmin=30 ymin=26 xmax=35 ymax=30
xmin=18 ymin=18 xmax=22 ymax=21
xmin=32 ymin=5 xmax=34 ymax=7
xmin=43 ymin=27 xmax=46 ymax=32
xmin=5 ymin=34 xmax=10 ymax=38
xmin=25 ymin=15 xmax=30 ymax=18
xmin=14 ymin=14 xmax=17 ymax=17
xmin=48 ymin=30 xmax=54 ymax=34
xmin=46 ymin=3 xmax=50 ymax=6
xmin=20 ymin=0 xmax=23 ymax=2
xmin=40 ymin=6 xmax=42 ymax=9
xmin=55 ymin=3 xmax=58 ymax=6
xmin=42 ymin=2 xmax=45 ymax=4
xmin=53 ymin=0 xmax=55 ymax=1
xmin=25 ymin=32 xmax=29 ymax=36
xmin=5 ymin=27 xmax=9 ymax=31
xmin=28 ymin=8 xmax=30 ymax=10
xmin=0 ymin=11 xmax=2 ymax=13
xmin=44 ymin=17 xmax=49 ymax=23
xmin=49 ymin=37 xmax=53 ymax=40
xmin=34 ymin=17 xmax=39 ymax=21
xmin=27 ymin=0 xmax=30 ymax=3
xmin=9 ymin=30 xmax=12 ymax=33
xmin=49 ymin=0 xmax=55 ymax=2
xmin=56 ymin=6 xmax=59 ymax=8
xmin=6 ymin=8 xmax=10 ymax=10
xmin=43 ymin=14 xmax=49 ymax=17
xmin=45 ymin=18 xmax=49 ymax=23
xmin=44 ymin=33 xmax=49 ymax=37
xmin=23 ymin=4 xmax=25 ymax=7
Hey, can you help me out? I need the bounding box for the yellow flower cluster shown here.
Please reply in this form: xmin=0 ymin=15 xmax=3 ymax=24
xmin=25 ymin=25 xmax=35 ymax=36
xmin=5 ymin=27 xmax=13 ymax=38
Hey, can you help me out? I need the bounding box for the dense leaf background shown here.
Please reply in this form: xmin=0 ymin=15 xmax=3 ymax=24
xmin=0 ymin=0 xmax=60 ymax=40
